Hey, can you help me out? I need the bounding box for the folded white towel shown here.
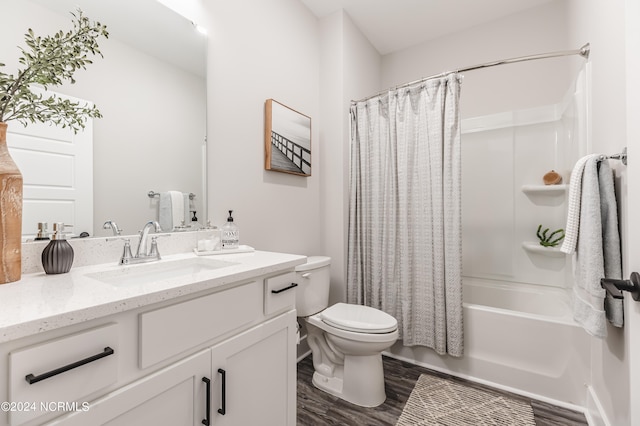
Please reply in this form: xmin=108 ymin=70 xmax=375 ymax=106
xmin=159 ymin=191 xmax=184 ymax=231
xmin=561 ymin=154 xmax=599 ymax=254
xmin=572 ymin=156 xmax=607 ymax=337
xmin=568 ymin=156 xmax=623 ymax=337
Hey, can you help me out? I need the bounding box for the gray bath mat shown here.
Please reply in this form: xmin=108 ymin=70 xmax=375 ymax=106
xmin=396 ymin=374 xmax=536 ymax=425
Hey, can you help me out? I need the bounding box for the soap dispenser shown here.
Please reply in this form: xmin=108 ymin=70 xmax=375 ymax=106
xmin=34 ymin=222 xmax=50 ymax=241
xmin=221 ymin=210 xmax=239 ymax=249
xmin=41 ymin=223 xmax=74 ymax=274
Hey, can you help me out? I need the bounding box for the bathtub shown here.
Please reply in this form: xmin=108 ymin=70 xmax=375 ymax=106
xmin=388 ymin=277 xmax=590 ymax=408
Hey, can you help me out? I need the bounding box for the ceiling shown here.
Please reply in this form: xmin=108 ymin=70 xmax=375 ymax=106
xmin=299 ymin=0 xmax=556 ymax=55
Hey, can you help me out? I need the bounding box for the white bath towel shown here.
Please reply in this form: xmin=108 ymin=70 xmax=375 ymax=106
xmin=561 ymin=154 xmax=599 ymax=254
xmin=572 ymin=157 xmax=607 ymax=337
xmin=159 ymin=191 xmax=185 ymax=231
xmin=570 ymin=157 xmax=623 ymax=337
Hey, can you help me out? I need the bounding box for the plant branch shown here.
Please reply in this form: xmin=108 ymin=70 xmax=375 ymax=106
xmin=0 ymin=9 xmax=108 ymax=132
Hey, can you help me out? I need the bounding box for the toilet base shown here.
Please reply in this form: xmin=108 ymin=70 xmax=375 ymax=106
xmin=311 ymin=353 xmax=386 ymax=407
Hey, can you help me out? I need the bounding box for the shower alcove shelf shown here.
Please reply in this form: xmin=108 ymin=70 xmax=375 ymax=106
xmin=521 ymin=241 xmax=566 ymax=257
xmin=521 ymin=184 xmax=567 ymax=196
xmin=521 ymin=184 xmax=568 ymax=257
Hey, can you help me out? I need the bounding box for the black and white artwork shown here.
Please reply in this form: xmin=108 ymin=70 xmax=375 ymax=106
xmin=264 ymin=99 xmax=311 ymax=176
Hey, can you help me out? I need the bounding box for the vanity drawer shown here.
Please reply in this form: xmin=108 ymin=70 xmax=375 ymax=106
xmin=140 ymin=280 xmax=262 ymax=368
xmin=264 ymin=272 xmax=297 ymax=316
xmin=9 ymin=323 xmax=119 ymax=426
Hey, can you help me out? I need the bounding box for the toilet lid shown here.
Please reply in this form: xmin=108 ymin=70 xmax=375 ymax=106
xmin=320 ymin=303 xmax=398 ymax=333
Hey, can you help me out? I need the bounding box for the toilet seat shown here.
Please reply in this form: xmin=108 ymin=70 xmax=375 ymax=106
xmin=320 ymin=303 xmax=397 ymax=334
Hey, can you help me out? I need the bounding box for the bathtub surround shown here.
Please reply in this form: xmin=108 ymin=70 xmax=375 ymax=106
xmin=562 ymin=155 xmax=622 ymax=337
xmin=348 ymin=73 xmax=463 ymax=355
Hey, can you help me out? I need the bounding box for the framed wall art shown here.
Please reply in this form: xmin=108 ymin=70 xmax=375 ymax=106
xmin=264 ymin=99 xmax=311 ymax=176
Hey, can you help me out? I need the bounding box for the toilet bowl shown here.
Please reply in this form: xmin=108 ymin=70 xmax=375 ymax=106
xmin=295 ymin=257 xmax=398 ymax=407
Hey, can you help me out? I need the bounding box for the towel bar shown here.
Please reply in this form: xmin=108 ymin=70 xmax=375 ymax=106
xmin=598 ymin=147 xmax=627 ymax=165
xmin=148 ymin=191 xmax=195 ymax=200
xmin=601 ymin=272 xmax=640 ymax=301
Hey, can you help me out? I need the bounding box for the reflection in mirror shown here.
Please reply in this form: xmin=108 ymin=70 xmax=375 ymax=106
xmin=1 ymin=0 xmax=207 ymax=239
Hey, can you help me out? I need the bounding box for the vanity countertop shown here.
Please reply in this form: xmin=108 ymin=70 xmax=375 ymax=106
xmin=0 ymin=250 xmax=306 ymax=343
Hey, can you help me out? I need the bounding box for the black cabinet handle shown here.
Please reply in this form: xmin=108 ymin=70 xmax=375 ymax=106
xmin=217 ymin=368 xmax=226 ymax=415
xmin=25 ymin=347 xmax=115 ymax=385
xmin=271 ymin=283 xmax=298 ymax=294
xmin=202 ymin=377 xmax=211 ymax=425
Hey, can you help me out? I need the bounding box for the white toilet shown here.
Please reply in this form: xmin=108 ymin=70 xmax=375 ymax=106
xmin=295 ymin=256 xmax=398 ymax=407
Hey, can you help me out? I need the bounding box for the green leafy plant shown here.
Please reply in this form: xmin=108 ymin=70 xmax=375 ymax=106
xmin=0 ymin=9 xmax=108 ymax=133
xmin=537 ymin=224 xmax=565 ymax=247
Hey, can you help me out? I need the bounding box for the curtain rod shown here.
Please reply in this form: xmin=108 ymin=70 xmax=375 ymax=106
xmin=352 ymin=43 xmax=590 ymax=104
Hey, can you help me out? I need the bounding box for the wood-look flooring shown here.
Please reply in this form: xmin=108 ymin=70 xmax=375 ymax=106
xmin=297 ymin=355 xmax=589 ymax=426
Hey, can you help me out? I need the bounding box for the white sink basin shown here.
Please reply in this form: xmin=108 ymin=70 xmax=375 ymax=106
xmin=86 ymin=257 xmax=238 ymax=286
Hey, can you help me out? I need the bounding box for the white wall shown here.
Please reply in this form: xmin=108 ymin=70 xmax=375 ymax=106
xmin=202 ymin=0 xmax=322 ymax=256
xmin=624 ymin=0 xmax=640 ymax=424
xmin=381 ymin=1 xmax=575 ymax=119
xmin=319 ymin=11 xmax=381 ymax=304
xmin=565 ymin=1 xmax=630 ymax=424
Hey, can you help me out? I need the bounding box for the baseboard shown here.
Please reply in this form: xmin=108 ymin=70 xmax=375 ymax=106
xmin=584 ymin=385 xmax=610 ymax=426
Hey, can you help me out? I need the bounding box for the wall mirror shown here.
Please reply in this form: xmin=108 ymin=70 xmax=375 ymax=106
xmin=1 ymin=0 xmax=207 ymax=239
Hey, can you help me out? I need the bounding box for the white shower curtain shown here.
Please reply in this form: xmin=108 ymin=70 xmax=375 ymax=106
xmin=347 ymin=73 xmax=463 ymax=356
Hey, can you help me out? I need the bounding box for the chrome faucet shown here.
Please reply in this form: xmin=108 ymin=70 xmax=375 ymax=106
xmin=136 ymin=220 xmax=162 ymax=258
xmin=103 ymin=220 xmax=122 ymax=236
xmin=119 ymin=221 xmax=166 ymax=265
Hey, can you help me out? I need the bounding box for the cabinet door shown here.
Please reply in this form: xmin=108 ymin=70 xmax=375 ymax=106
xmin=50 ymin=349 xmax=211 ymax=426
xmin=210 ymin=310 xmax=297 ymax=426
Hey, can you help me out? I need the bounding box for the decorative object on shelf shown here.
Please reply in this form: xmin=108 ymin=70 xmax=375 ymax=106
xmin=0 ymin=10 xmax=107 ymax=284
xmin=542 ymin=170 xmax=562 ymax=185
xmin=536 ymin=225 xmax=565 ymax=247
xmin=264 ymin=99 xmax=312 ymax=176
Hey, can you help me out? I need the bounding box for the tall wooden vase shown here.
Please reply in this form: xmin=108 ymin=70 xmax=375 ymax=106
xmin=0 ymin=122 xmax=23 ymax=284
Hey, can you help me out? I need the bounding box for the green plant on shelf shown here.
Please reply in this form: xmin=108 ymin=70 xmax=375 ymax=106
xmin=536 ymin=225 xmax=565 ymax=247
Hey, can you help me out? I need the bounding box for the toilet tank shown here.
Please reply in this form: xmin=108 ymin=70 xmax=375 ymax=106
xmin=295 ymin=256 xmax=331 ymax=317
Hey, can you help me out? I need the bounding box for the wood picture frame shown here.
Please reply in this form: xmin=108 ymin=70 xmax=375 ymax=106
xmin=264 ymin=99 xmax=311 ymax=176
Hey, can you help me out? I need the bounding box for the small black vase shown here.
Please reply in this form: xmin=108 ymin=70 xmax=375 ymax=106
xmin=41 ymin=239 xmax=74 ymax=274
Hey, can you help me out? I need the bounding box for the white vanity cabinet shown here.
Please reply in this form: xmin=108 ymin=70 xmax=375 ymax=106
xmin=0 ymin=259 xmax=301 ymax=426
xmin=49 ymin=348 xmax=212 ymax=426
xmin=209 ymin=311 xmax=297 ymax=426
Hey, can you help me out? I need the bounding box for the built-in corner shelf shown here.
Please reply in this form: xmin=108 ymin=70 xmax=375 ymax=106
xmin=522 ymin=241 xmax=566 ymax=257
xmin=521 ymin=184 xmax=568 ymax=196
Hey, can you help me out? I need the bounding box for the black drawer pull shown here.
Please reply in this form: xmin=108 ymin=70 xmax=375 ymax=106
xmin=25 ymin=347 xmax=115 ymax=385
xmin=202 ymin=377 xmax=211 ymax=425
xmin=271 ymin=283 xmax=298 ymax=294
xmin=218 ymin=368 xmax=226 ymax=415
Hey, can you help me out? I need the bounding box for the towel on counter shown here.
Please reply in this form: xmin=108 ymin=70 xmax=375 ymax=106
xmin=566 ymin=156 xmax=622 ymax=337
xmin=159 ymin=191 xmax=185 ymax=231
